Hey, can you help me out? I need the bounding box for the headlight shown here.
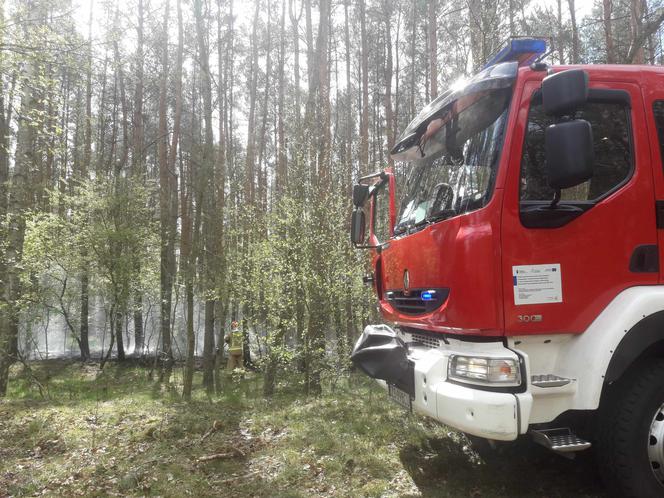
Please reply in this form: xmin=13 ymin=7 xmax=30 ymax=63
xmin=448 ymin=355 xmax=521 ymax=386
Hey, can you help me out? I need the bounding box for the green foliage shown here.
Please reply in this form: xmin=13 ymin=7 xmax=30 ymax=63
xmin=234 ymin=187 xmax=373 ymax=389
xmin=4 ymin=0 xmax=663 ymax=401
xmin=0 ymin=363 xmax=608 ymax=497
xmin=20 ymin=179 xmax=159 ymax=350
xmin=74 ymin=178 xmax=159 ymax=310
xmin=21 ymin=209 xmax=85 ymax=341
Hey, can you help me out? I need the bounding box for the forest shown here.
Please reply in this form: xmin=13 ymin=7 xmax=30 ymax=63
xmin=0 ymin=0 xmax=663 ymax=496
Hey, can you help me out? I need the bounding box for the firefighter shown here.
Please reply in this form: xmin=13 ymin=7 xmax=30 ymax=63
xmin=225 ymin=320 xmax=244 ymax=372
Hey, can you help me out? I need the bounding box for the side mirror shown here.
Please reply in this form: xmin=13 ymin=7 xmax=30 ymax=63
xmin=353 ymin=184 xmax=370 ymax=207
xmin=542 ymin=69 xmax=589 ymax=115
xmin=545 ymin=120 xmax=594 ymax=190
xmin=351 ymin=209 xmax=366 ymax=245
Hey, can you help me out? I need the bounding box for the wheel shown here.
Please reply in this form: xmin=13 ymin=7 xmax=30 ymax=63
xmin=596 ymin=358 xmax=664 ymax=497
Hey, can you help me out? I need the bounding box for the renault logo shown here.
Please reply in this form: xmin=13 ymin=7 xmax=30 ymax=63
xmin=403 ymin=270 xmax=410 ymax=292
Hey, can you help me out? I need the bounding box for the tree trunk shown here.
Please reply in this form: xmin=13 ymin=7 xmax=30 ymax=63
xmin=625 ymin=2 xmax=664 ymax=63
xmin=245 ymin=0 xmax=260 ymax=207
xmin=100 ymin=305 xmax=116 ymax=370
xmin=567 ymin=0 xmax=579 ymax=63
xmin=157 ymin=0 xmax=174 ymax=382
xmin=132 ymin=0 xmax=144 ymax=179
xmin=306 ymin=0 xmax=331 ymax=397
xmin=132 ymin=294 xmax=143 ymax=356
xmin=277 ymin=0 xmax=287 ymax=193
xmin=509 ymin=0 xmax=514 ymax=36
xmin=289 ymin=0 xmax=303 ymax=131
xmin=629 ymin=0 xmax=645 ymax=64
xmin=603 ymin=0 xmax=615 ymax=63
xmin=115 ymin=308 xmax=125 ymax=361
xmin=180 ymin=144 xmax=195 ymax=396
xmin=213 ymin=0 xmax=229 ymax=394
xmin=166 ymin=0 xmax=182 ymax=374
xmin=256 ymin=0 xmax=272 ymax=214
xmin=343 ymin=0 xmax=352 ymax=189
xmin=0 ymin=0 xmax=7 ymax=222
xmin=79 ymin=1 xmax=94 ymax=362
xmin=393 ymin=5 xmax=401 ymax=166
xmin=0 ymin=19 xmax=37 ymax=394
xmin=194 ymin=0 xmax=218 ymax=394
xmin=359 ymin=0 xmax=369 ymax=175
xmin=203 ymin=300 xmax=215 ymax=389
xmin=469 ymin=0 xmax=484 ymax=70
xmin=0 ymin=15 xmax=8 ymax=381
xmin=214 ymin=300 xmax=227 ymax=393
xmin=96 ymin=53 xmax=108 ymax=176
xmin=409 ymin=1 xmax=416 ymax=118
xmin=130 ymin=0 xmax=145 ymax=357
xmin=556 ymin=0 xmax=564 ymax=64
xmin=132 ymin=0 xmax=146 ymax=357
xmin=427 ymin=0 xmax=437 ymax=99
xmin=182 ymin=279 xmax=195 ymax=397
xmin=79 ymin=273 xmax=90 ymax=360
xmin=384 ymin=1 xmax=395 ymax=168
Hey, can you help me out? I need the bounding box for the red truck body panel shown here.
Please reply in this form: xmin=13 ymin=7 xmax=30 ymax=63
xmin=377 ymin=189 xmax=504 ymax=335
xmin=374 ymin=65 xmax=664 ymax=338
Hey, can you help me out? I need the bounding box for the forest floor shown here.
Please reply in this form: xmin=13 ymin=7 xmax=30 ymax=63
xmin=0 ymin=360 xmax=608 ymax=497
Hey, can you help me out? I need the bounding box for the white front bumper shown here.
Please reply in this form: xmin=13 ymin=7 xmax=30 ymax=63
xmin=391 ymin=335 xmax=532 ymax=441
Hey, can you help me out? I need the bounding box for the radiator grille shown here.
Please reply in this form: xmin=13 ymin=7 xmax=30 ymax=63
xmin=411 ymin=332 xmax=440 ymax=349
xmin=385 ymin=288 xmax=449 ymax=316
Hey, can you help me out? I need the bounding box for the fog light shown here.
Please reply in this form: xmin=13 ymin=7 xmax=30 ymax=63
xmin=448 ymin=355 xmax=521 ymax=386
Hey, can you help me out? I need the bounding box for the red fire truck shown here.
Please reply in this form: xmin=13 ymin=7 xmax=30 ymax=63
xmin=350 ymin=38 xmax=664 ymax=497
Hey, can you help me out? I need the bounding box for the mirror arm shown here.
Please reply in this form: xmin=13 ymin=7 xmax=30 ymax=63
xmin=354 ymin=243 xmax=381 ymax=252
xmin=549 ymin=189 xmax=561 ymax=209
xmin=353 ymin=242 xmax=387 ymax=253
xmin=358 ymin=170 xmax=388 ymax=185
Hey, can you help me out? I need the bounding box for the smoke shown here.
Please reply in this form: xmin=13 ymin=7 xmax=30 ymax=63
xmin=18 ymin=295 xmax=231 ymax=361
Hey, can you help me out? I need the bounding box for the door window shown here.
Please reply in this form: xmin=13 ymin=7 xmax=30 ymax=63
xmin=520 ymin=96 xmax=633 ymax=202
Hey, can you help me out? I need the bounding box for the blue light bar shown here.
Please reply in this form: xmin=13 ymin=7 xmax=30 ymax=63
xmin=421 ymin=291 xmax=434 ymax=301
xmin=482 ymin=38 xmax=547 ymax=70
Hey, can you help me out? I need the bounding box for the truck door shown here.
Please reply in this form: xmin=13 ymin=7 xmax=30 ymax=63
xmin=501 ymin=80 xmax=657 ymax=335
xmin=642 ymin=85 xmax=664 ymax=283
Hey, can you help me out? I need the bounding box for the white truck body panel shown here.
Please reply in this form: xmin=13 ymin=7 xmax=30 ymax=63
xmin=384 ymin=286 xmax=664 ymax=437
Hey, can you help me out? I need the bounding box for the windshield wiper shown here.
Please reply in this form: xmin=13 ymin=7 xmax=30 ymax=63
xmin=399 ymin=209 xmax=457 ymax=235
xmin=425 ymin=209 xmax=457 ymax=224
xmin=394 ymin=219 xmax=430 ymax=236
xmin=411 ymin=218 xmax=432 ymax=230
xmin=393 ymin=226 xmax=407 ymax=236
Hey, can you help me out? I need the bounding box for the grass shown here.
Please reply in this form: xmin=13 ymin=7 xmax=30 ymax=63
xmin=0 ymin=360 xmax=608 ymax=497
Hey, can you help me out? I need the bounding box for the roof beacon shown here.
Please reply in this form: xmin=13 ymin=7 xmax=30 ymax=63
xmin=482 ymin=37 xmax=547 ymax=70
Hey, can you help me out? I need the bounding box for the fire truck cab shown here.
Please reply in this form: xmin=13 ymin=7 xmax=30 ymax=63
xmin=350 ymin=39 xmax=664 ymax=497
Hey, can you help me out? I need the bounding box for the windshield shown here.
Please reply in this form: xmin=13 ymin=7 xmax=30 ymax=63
xmin=394 ymin=87 xmax=511 ymax=235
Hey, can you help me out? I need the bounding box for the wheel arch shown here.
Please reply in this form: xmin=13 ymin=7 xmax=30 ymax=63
xmin=605 ymin=310 xmax=664 ymax=384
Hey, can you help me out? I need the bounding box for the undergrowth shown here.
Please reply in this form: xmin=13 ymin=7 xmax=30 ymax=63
xmin=0 ymin=360 xmax=607 ymax=497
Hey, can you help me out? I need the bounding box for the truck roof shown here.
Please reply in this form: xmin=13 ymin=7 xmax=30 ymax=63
xmin=520 ymin=64 xmax=664 ymax=84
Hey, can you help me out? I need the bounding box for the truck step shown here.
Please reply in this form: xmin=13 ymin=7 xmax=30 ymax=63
xmin=530 ymin=428 xmax=592 ymax=453
xmin=531 ymin=374 xmax=571 ymax=388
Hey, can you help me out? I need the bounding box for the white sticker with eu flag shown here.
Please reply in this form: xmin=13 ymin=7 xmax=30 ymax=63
xmin=512 ymin=264 xmax=562 ymax=305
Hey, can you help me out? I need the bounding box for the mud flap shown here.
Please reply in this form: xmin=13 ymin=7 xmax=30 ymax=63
xmin=351 ymin=325 xmax=414 ymax=397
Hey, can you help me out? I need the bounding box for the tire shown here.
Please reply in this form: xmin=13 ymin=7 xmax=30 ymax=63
xmin=596 ymin=358 xmax=664 ymax=497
